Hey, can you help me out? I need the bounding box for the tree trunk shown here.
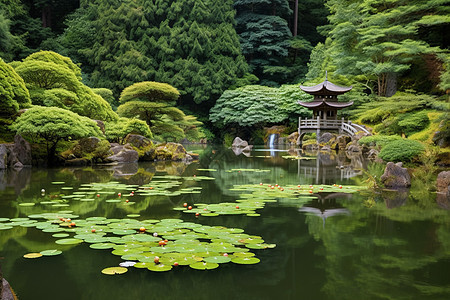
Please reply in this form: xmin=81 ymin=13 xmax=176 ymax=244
xmin=47 ymin=140 xmax=59 ymax=166
xmin=42 ymin=5 xmax=52 ymax=28
xmin=293 ymin=0 xmax=298 ymax=37
xmin=385 ymin=72 xmax=397 ymax=97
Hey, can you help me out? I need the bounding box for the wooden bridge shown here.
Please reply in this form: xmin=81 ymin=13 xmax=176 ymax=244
xmin=297 ymin=116 xmax=371 ymax=145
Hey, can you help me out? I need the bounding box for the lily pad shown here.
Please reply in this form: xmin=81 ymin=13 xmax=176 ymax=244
xmin=90 ymin=243 xmax=116 ymax=250
xmin=101 ymin=267 xmax=128 ymax=275
xmin=231 ymin=257 xmax=260 ymax=264
xmin=19 ymin=203 xmax=36 ymax=207
xmin=55 ymin=238 xmax=83 ymax=245
xmin=40 ymin=249 xmax=62 ymax=256
xmin=189 ymin=262 xmax=219 ymax=270
xmin=147 ymin=264 xmax=173 ymax=272
xmin=24 ymin=253 xmax=43 ymax=259
xmin=203 ymin=256 xmax=231 ymax=264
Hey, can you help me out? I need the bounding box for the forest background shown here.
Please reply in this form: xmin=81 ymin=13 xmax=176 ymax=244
xmin=0 ymin=0 xmax=449 ymax=153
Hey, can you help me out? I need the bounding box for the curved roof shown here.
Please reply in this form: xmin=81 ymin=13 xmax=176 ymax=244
xmin=300 ymin=80 xmax=352 ymax=96
xmin=298 ymin=100 xmax=354 ymax=109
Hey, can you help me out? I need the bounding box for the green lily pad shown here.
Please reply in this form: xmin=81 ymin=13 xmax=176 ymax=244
xmin=55 ymin=238 xmax=83 ymax=245
xmin=101 ymin=267 xmax=128 ymax=275
xmin=147 ymin=264 xmax=173 ymax=272
xmin=90 ymin=243 xmax=116 ymax=250
xmin=189 ymin=262 xmax=219 ymax=270
xmin=40 ymin=249 xmax=62 ymax=256
xmin=52 ymin=233 xmax=70 ymax=238
xmin=51 ymin=181 xmax=65 ymax=184
xmin=19 ymin=203 xmax=36 ymax=207
xmin=203 ymin=256 xmax=231 ymax=264
xmin=231 ymin=257 xmax=260 ymax=264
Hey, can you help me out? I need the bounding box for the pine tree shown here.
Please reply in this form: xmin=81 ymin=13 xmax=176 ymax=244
xmin=234 ymin=0 xmax=293 ymax=86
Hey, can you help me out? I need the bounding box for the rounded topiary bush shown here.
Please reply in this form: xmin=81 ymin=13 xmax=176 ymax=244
xmin=378 ymin=139 xmax=425 ymax=162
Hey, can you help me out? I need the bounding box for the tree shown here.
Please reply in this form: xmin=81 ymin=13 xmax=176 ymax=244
xmin=10 ymin=106 xmax=103 ymax=164
xmin=61 ymin=0 xmax=248 ymax=107
xmin=14 ymin=51 xmax=118 ymax=121
xmin=323 ymin=0 xmax=449 ymax=96
xmin=105 ymin=117 xmax=152 ymax=143
xmin=117 ymin=81 xmax=201 ymax=141
xmin=234 ymin=0 xmax=293 ymax=86
xmin=0 ymin=58 xmax=31 ymax=117
xmin=209 ymin=84 xmax=311 ymax=134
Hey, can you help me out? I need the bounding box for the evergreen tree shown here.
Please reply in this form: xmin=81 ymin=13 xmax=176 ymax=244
xmin=323 ymin=0 xmax=449 ymax=96
xmin=14 ymin=51 xmax=118 ymax=121
xmin=117 ymin=81 xmax=202 ymax=141
xmin=62 ymin=0 xmax=248 ymax=107
xmin=0 ymin=57 xmax=31 ymax=117
xmin=234 ymin=0 xmax=293 ymax=86
xmin=10 ymin=105 xmax=103 ymax=164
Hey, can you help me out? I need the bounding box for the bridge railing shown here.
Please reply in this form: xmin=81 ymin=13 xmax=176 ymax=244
xmin=298 ymin=117 xmax=371 ymax=136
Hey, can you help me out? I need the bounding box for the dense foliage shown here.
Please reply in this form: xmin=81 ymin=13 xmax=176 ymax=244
xmin=209 ymin=84 xmax=311 ymax=136
xmin=10 ymin=106 xmax=103 ymax=163
xmin=0 ymin=57 xmax=30 ymax=116
xmin=378 ymin=139 xmax=426 ymax=162
xmin=13 ymin=51 xmax=118 ymax=121
xmin=117 ymin=81 xmax=203 ymax=142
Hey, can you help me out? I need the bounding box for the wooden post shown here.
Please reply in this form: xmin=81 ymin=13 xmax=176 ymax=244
xmin=297 ymin=117 xmax=302 ymax=145
xmin=316 ymin=115 xmax=320 ymax=141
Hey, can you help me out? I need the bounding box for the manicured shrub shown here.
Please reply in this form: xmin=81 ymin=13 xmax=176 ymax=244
xmin=358 ymin=135 xmax=402 ymax=148
xmin=378 ymin=139 xmax=425 ymax=162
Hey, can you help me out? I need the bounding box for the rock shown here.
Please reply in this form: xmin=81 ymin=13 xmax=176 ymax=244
xmin=242 ymin=145 xmax=253 ymax=152
xmin=0 ymin=145 xmax=7 ymax=169
xmin=302 ymin=142 xmax=319 ymax=151
xmin=319 ymin=132 xmax=334 ymax=144
xmin=94 ymin=120 xmax=105 ymax=134
xmin=320 ymin=145 xmax=331 ymax=152
xmin=187 ymin=152 xmax=199 ymax=160
xmin=13 ymin=135 xmax=32 ymax=166
xmin=64 ymin=158 xmax=90 ymax=166
xmin=77 ymin=137 xmax=101 ymax=154
xmin=346 ymin=143 xmax=362 ymax=153
xmin=381 ymin=162 xmax=411 ymax=188
xmin=155 ymin=143 xmax=187 ymax=161
xmin=232 ymin=137 xmax=248 ymax=148
xmin=141 ymin=148 xmax=156 ymax=161
xmin=110 ymin=143 xmax=123 ymax=155
xmin=336 ymin=135 xmax=351 ymax=150
xmin=124 ymin=134 xmax=153 ymax=148
xmin=2 ymin=278 xmax=17 ymax=300
xmin=367 ymin=149 xmax=379 ymax=160
xmin=436 ymin=171 xmax=450 ymax=193
xmin=106 ymin=147 xmax=139 ymax=163
xmin=288 ymin=132 xmax=299 ymax=145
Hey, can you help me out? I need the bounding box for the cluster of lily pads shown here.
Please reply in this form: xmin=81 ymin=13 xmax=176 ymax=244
xmin=177 ymin=183 xmax=366 ymax=217
xmin=0 ymin=214 xmax=274 ymax=274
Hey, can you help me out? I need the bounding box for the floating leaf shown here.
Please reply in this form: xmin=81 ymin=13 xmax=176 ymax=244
xmin=90 ymin=243 xmax=115 ymax=250
xmin=231 ymin=257 xmax=260 ymax=264
xmin=147 ymin=264 xmax=173 ymax=272
xmin=204 ymin=256 xmax=231 ymax=264
xmin=19 ymin=203 xmax=36 ymax=207
xmin=55 ymin=238 xmax=83 ymax=245
xmin=40 ymin=250 xmax=62 ymax=256
xmin=24 ymin=253 xmax=43 ymax=259
xmin=101 ymin=267 xmax=128 ymax=275
xmin=189 ymin=262 xmax=219 ymax=270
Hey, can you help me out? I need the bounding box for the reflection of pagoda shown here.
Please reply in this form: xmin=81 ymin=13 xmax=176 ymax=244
xmin=297 ymin=72 xmax=370 ymax=144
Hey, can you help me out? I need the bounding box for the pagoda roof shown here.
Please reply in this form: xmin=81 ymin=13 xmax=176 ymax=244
xmin=298 ymin=100 xmax=354 ymax=109
xmin=300 ymin=78 xmax=352 ymax=96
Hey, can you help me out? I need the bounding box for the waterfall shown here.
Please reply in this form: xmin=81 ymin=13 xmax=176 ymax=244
xmin=269 ymin=134 xmax=276 ymax=148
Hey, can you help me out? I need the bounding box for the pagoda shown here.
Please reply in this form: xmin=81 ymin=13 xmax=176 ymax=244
xmin=297 ymin=73 xmax=369 ymax=144
xmin=298 ymin=72 xmax=353 ymax=120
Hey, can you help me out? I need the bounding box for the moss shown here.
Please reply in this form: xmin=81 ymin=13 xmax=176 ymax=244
xmin=409 ymin=112 xmax=443 ymax=143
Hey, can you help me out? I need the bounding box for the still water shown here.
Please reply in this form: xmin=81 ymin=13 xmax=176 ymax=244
xmin=0 ymin=146 xmax=449 ymax=300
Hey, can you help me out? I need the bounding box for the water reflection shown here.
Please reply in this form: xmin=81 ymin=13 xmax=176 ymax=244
xmin=0 ymin=146 xmax=449 ymax=300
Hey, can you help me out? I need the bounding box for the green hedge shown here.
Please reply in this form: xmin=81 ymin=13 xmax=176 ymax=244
xmin=378 ymin=139 xmax=425 ymax=162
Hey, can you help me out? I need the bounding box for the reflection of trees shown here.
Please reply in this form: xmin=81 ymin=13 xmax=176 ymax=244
xmin=304 ymin=192 xmax=450 ymax=300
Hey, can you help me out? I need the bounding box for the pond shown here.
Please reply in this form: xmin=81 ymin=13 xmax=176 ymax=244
xmin=0 ymin=145 xmax=449 ymax=300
